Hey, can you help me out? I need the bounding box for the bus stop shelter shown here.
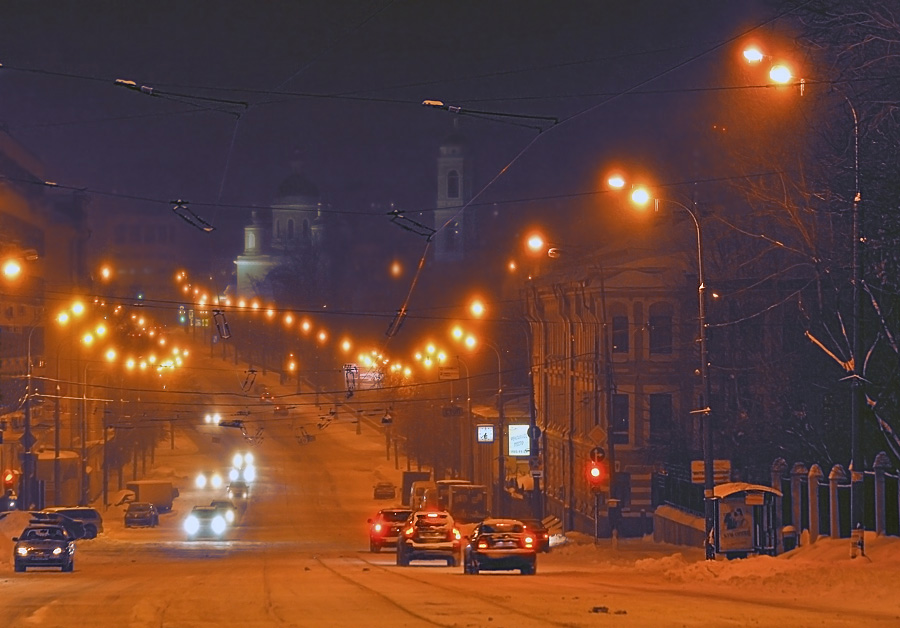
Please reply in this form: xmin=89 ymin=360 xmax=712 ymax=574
xmin=714 ymin=482 xmax=782 ymax=558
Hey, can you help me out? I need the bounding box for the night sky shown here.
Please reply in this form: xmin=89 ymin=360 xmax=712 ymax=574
xmin=1 ymin=0 xmax=774 ymax=298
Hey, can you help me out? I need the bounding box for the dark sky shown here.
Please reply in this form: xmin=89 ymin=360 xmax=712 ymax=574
xmin=0 ymin=0 xmax=773 ymax=284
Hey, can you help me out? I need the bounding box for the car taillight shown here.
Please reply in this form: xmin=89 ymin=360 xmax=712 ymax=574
xmin=451 ymin=528 xmax=461 ymax=541
xmin=373 ymin=524 xmax=383 ymax=533
xmin=477 ymin=541 xmax=488 ymax=549
xmin=404 ymin=526 xmax=414 ymax=536
xmin=523 ymin=536 xmax=534 ymax=548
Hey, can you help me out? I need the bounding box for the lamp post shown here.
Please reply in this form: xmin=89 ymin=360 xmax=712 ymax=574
xmin=453 ymin=329 xmax=504 ymax=517
xmin=744 ymin=48 xmax=866 ymax=555
xmin=628 ymin=189 xmax=714 ymax=560
xmin=455 ymin=355 xmax=474 ymax=480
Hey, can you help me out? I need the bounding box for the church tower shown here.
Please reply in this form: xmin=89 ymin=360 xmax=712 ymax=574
xmin=433 ymin=124 xmax=471 ymax=263
xmin=234 ymin=210 xmax=275 ymax=299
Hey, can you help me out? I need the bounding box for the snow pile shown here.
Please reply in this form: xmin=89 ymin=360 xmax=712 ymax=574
xmin=0 ymin=510 xmax=36 ymax=565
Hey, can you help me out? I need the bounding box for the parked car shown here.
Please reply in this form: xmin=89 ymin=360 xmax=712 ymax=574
xmin=396 ymin=510 xmax=461 ymax=567
xmin=30 ymin=512 xmax=87 ymax=540
xmin=183 ymin=506 xmax=227 ymax=540
xmin=373 ymin=482 xmax=396 ymax=500
xmin=124 ymin=502 xmax=160 ymax=528
xmin=518 ymin=518 xmax=551 ymax=552
xmin=463 ymin=518 xmax=537 ymax=575
xmin=42 ymin=507 xmax=103 ymax=538
xmin=367 ymin=507 xmax=412 ymax=552
xmin=13 ymin=524 xmax=76 ymax=572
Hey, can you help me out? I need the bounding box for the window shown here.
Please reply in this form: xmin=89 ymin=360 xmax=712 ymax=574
xmin=612 ymin=315 xmax=629 ymax=353
xmin=612 ymin=393 xmax=629 ymax=445
xmin=649 ymin=302 xmax=673 ymax=355
xmin=447 ymin=170 xmax=459 ymax=198
xmin=649 ymin=393 xmax=672 ymax=441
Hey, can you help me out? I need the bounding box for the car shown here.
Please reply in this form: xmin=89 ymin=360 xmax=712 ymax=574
xmin=396 ymin=510 xmax=461 ymax=567
xmin=183 ymin=506 xmax=228 ymax=539
xmin=124 ymin=502 xmax=160 ymax=528
xmin=13 ymin=524 xmax=76 ymax=572
xmin=373 ymin=481 xmax=396 ymax=500
xmin=518 ymin=518 xmax=551 ymax=552
xmin=227 ymin=481 xmax=250 ymax=500
xmin=210 ymin=499 xmax=238 ymax=525
xmin=30 ymin=512 xmax=87 ymax=540
xmin=463 ymin=518 xmax=537 ymax=575
xmin=42 ymin=507 xmax=103 ymax=538
xmin=195 ymin=470 xmax=225 ymax=490
xmin=367 ymin=507 xmax=413 ymax=552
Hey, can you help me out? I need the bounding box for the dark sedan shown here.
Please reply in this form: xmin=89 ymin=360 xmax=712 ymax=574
xmin=463 ymin=518 xmax=537 ymax=575
xmin=13 ymin=524 xmax=76 ymax=572
xmin=124 ymin=502 xmax=160 ymax=527
xmin=519 ymin=518 xmax=551 ymax=552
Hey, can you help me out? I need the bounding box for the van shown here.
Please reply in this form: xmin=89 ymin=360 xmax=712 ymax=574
xmin=409 ymin=480 xmax=436 ymax=510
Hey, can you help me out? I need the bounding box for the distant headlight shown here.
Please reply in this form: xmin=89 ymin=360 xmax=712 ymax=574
xmin=229 ymin=468 xmax=239 ymax=482
xmin=242 ymin=465 xmax=256 ymax=483
xmin=224 ymin=510 xmax=235 ymax=523
xmin=52 ymin=547 xmax=63 ymax=555
xmin=16 ymin=546 xmax=28 ymax=556
xmin=184 ymin=515 xmax=200 ymax=535
xmin=210 ymin=474 xmax=223 ymax=489
xmin=232 ymin=453 xmax=244 ymax=468
xmin=195 ymin=474 xmax=208 ymax=489
xmin=211 ymin=515 xmax=227 ymax=535
xmin=244 ymin=452 xmax=254 ymax=465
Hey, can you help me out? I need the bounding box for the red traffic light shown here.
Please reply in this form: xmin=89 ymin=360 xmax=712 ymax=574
xmin=586 ymin=460 xmax=609 ymax=492
xmin=3 ymin=469 xmax=16 ymax=490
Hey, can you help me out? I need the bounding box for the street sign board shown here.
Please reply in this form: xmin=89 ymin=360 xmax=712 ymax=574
xmin=438 ymin=366 xmax=460 ymax=380
xmin=441 ymin=405 xmax=464 ymax=418
xmin=691 ymin=459 xmax=732 ymax=484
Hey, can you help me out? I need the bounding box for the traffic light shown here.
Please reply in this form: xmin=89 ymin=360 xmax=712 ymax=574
xmin=3 ymin=469 xmax=16 ymax=493
xmin=586 ymin=459 xmax=609 ymax=492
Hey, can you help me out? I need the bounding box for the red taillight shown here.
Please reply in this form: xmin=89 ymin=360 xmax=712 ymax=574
xmin=451 ymin=528 xmax=461 ymax=541
xmin=404 ymin=526 xmax=414 ymax=536
xmin=523 ymin=536 xmax=534 ymax=548
xmin=373 ymin=524 xmax=383 ymax=533
xmin=477 ymin=541 xmax=488 ymax=549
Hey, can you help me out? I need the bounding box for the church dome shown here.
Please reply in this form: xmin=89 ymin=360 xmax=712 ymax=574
xmin=276 ymin=172 xmax=320 ymax=200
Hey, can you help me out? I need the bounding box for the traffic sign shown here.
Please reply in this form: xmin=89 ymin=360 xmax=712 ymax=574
xmin=438 ymin=366 xmax=460 ymax=380
xmin=691 ymin=459 xmax=731 ymax=484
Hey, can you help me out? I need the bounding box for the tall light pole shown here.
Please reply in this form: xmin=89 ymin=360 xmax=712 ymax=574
xmin=453 ymin=328 xmax=504 ymax=516
xmin=744 ymin=49 xmax=866 ymax=555
xmin=629 ymin=187 xmax=714 ymax=560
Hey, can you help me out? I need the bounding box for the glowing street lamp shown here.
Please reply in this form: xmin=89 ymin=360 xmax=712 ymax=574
xmin=614 ymin=176 xmax=714 ymax=560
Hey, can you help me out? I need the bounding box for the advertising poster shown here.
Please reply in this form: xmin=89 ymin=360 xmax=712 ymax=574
xmin=507 ymin=424 xmax=530 ymax=456
xmin=719 ymin=497 xmax=753 ymax=552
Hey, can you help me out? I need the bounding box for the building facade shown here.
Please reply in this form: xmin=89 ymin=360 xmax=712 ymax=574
xmin=524 ymin=241 xmax=700 ymax=536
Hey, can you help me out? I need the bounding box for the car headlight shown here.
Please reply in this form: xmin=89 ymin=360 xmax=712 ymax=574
xmin=232 ymin=453 xmax=244 ymax=468
xmin=184 ymin=515 xmax=200 ymax=535
xmin=16 ymin=546 xmax=28 ymax=556
xmin=210 ymin=474 xmax=223 ymax=489
xmin=53 ymin=547 xmax=63 ymax=555
xmin=244 ymin=452 xmax=254 ymax=465
xmin=242 ymin=465 xmax=256 ymax=483
xmin=229 ymin=468 xmax=239 ymax=482
xmin=225 ymin=510 xmax=235 ymax=523
xmin=195 ymin=473 xmax=208 ymax=489
xmin=211 ymin=515 xmax=227 ymax=535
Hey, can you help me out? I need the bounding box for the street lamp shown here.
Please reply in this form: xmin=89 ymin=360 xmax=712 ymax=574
xmin=452 ymin=328 xmax=505 ymax=517
xmin=622 ymin=183 xmax=715 ymax=560
xmin=744 ymin=47 xmax=865 ymax=554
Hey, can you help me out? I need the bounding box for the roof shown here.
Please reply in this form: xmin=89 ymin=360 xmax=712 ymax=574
xmin=713 ymin=482 xmax=783 ymax=498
